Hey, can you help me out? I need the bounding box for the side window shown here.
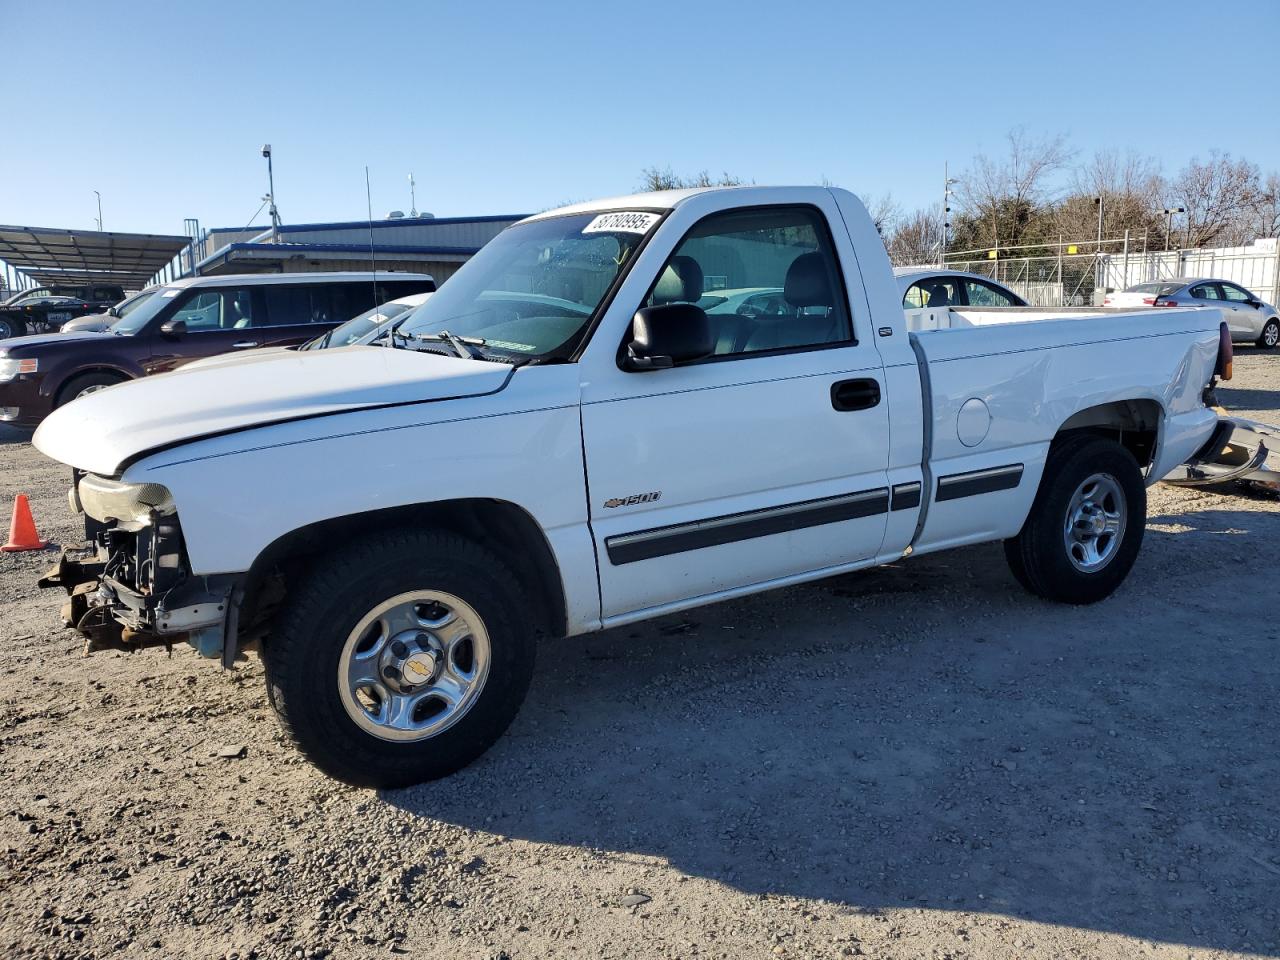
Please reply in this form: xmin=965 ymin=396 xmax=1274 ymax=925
xmin=645 ymin=206 xmax=851 ymax=358
xmin=1220 ymin=283 xmax=1252 ymax=303
xmin=331 ymin=283 xmax=379 ymax=321
xmin=965 ymin=279 xmax=1019 ymax=307
xmin=1191 ymin=284 xmax=1221 ymax=300
xmin=904 ymin=277 xmax=961 ymax=309
xmin=264 ymin=286 xmax=335 ymax=325
xmin=169 ymin=289 xmax=255 ymax=331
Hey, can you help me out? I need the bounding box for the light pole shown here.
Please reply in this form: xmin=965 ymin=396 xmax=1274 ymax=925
xmin=93 ymin=191 xmax=103 ymax=231
xmin=1162 ymin=207 xmax=1185 ymax=252
xmin=408 ymin=173 xmax=418 ymax=218
xmin=1093 ymin=195 xmax=1105 ymax=250
xmin=262 ymin=144 xmax=281 ymax=242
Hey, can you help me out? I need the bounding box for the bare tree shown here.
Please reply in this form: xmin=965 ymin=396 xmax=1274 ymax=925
xmin=638 ymin=167 xmax=744 ymax=191
xmin=885 ymin=208 xmax=942 ymax=266
xmin=860 ymin=193 xmax=900 ymax=237
xmin=1248 ymin=172 xmax=1280 ymax=240
xmin=1167 ymin=152 xmax=1261 ymax=247
xmin=952 ymin=127 xmax=1072 ymax=250
xmin=1054 ymin=150 xmax=1166 ymax=247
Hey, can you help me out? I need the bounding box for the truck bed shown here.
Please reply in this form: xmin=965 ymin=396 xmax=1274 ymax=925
xmin=902 ymin=304 xmax=1224 ymax=556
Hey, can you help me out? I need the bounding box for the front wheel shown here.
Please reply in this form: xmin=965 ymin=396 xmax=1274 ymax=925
xmin=1258 ymin=318 xmax=1279 ymax=350
xmin=263 ymin=530 xmax=535 ymax=788
xmin=56 ymin=371 xmax=126 ymax=407
xmin=1004 ymin=435 xmax=1146 ymax=604
xmin=0 ymin=315 xmax=25 ymax=339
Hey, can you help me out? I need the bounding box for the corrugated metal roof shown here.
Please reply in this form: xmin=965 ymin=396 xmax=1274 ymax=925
xmin=0 ymin=225 xmax=190 ymax=288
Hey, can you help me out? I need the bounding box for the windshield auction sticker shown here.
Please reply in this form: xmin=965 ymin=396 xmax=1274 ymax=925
xmin=582 ymin=211 xmax=661 ymax=235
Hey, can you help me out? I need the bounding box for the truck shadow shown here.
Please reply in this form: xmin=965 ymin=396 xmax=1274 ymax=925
xmin=0 ymin=424 xmax=34 ymax=446
xmin=386 ymin=508 xmax=1280 ymax=956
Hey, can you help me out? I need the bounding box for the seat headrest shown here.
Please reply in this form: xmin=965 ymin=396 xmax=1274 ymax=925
xmin=784 ymin=252 xmax=834 ymax=308
xmin=923 ymin=282 xmax=951 ymax=307
xmin=653 ymin=255 xmax=704 ymax=304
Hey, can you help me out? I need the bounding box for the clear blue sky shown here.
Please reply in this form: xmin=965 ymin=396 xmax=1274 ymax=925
xmin=4 ymin=0 xmax=1278 ymax=235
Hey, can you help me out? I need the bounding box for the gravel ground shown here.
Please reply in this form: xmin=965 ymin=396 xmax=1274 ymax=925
xmin=2 ymin=351 xmax=1279 ymax=960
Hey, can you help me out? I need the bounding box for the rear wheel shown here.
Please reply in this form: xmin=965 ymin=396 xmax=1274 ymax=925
xmin=1004 ymin=435 xmax=1146 ymax=604
xmin=263 ymin=530 xmax=536 ymax=788
xmin=0 ymin=315 xmax=25 ymax=339
xmin=1258 ymin=318 xmax=1279 ymax=350
xmin=56 ymin=371 xmax=126 ymax=407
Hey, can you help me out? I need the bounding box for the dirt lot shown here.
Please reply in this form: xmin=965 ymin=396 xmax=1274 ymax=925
xmin=2 ymin=352 xmax=1279 ymax=960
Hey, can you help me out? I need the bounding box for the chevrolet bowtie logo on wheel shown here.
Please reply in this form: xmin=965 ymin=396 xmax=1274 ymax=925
xmin=603 ymin=492 xmax=662 ymax=509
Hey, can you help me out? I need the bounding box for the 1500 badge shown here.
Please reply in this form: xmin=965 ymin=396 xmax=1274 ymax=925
xmin=603 ymin=492 xmax=662 ymax=509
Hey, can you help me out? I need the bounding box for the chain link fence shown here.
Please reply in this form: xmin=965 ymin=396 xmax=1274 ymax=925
xmin=939 ymin=237 xmax=1280 ymax=308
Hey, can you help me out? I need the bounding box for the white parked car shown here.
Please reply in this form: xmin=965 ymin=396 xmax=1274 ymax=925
xmin=1105 ymin=278 xmax=1280 ymax=348
xmin=34 ymin=186 xmax=1231 ymax=788
xmin=895 ymin=268 xmax=1028 ymax=309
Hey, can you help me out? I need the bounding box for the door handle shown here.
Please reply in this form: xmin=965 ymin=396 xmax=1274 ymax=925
xmin=831 ymin=378 xmax=881 ymax=412
xmin=232 ymin=340 xmax=259 ymax=349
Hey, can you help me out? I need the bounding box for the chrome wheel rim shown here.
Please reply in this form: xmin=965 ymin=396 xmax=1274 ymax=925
xmin=76 ymin=383 xmax=109 ymax=399
xmin=1265 ymin=323 xmax=1279 ymax=348
xmin=338 ymin=591 xmax=490 ymax=742
xmin=0 ymin=320 xmax=11 ymax=338
xmin=1063 ymin=473 xmax=1126 ymax=573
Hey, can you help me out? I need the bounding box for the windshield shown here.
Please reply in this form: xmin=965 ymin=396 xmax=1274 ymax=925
xmin=3 ymin=288 xmax=50 ymax=306
xmin=304 ymin=301 xmax=414 ymax=350
xmin=395 ymin=211 xmax=658 ymax=359
xmin=114 ymin=289 xmax=156 ymax=317
xmin=109 ymin=286 xmax=184 ymax=335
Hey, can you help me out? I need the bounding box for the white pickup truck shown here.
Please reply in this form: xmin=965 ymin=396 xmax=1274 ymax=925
xmin=33 ymin=186 xmax=1233 ymax=788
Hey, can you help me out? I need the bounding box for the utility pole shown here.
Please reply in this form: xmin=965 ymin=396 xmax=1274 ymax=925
xmin=408 ymin=173 xmax=418 ymax=218
xmin=1162 ymin=206 xmax=1185 ymax=252
xmin=941 ymin=161 xmax=957 ymax=267
xmin=93 ymin=190 xmax=103 ymax=231
xmin=1094 ymin=195 xmax=1105 ymax=251
xmin=262 ymin=144 xmax=281 ymax=243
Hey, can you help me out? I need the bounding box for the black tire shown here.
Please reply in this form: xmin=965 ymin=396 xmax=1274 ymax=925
xmin=1003 ymin=435 xmax=1146 ymax=605
xmin=1257 ymin=318 xmax=1279 ymax=350
xmin=56 ymin=371 xmax=127 ymax=407
xmin=0 ymin=314 xmax=25 ymax=339
xmin=263 ymin=529 xmax=536 ymax=788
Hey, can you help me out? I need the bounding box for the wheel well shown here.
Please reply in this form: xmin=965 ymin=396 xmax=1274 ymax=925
xmin=1054 ymin=399 xmax=1162 ymax=468
xmin=238 ymin=499 xmax=568 ymax=645
xmin=54 ymin=367 xmax=130 ymax=406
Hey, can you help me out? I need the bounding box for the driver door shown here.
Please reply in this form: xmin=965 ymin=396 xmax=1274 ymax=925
xmin=579 ymin=201 xmax=891 ymax=621
xmin=142 ymin=287 xmax=265 ymax=374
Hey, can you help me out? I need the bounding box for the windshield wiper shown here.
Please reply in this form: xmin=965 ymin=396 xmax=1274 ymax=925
xmin=413 ymin=330 xmax=486 ymax=360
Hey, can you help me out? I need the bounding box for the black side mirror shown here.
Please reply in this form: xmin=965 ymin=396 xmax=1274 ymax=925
xmin=623 ymin=303 xmax=714 ymax=371
xmin=160 ymin=319 xmax=187 ymax=336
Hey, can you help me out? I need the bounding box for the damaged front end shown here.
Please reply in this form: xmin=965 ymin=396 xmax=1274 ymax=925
xmin=38 ymin=471 xmax=239 ymax=663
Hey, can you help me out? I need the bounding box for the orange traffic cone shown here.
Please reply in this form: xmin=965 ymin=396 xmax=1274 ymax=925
xmin=2 ymin=494 xmax=47 ymax=552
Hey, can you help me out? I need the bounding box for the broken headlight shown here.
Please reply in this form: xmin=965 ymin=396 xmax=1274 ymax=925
xmin=77 ymin=475 xmax=175 ymax=525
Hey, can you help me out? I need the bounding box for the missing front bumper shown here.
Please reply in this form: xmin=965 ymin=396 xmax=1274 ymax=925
xmin=38 ymin=547 xmax=235 ymax=658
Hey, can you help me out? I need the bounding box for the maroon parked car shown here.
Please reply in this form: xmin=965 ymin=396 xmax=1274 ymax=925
xmin=0 ymin=271 xmax=435 ymax=427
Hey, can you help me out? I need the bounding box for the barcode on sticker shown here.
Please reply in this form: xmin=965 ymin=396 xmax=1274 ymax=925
xmin=582 ymin=211 xmax=660 ymax=235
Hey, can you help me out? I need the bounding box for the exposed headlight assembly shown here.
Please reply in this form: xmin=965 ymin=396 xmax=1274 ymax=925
xmin=78 ymin=475 xmax=175 ymax=524
xmin=0 ymin=357 xmax=36 ymax=382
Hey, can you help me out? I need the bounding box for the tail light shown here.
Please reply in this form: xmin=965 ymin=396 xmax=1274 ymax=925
xmin=1154 ymin=299 xmax=1179 ymax=307
xmin=1103 ymin=296 xmax=1113 ymax=305
xmin=1141 ymin=297 xmax=1155 ymax=305
xmin=1216 ymin=321 xmax=1233 ymax=380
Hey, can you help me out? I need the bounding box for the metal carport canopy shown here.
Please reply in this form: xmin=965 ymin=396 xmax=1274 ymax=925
xmin=0 ymin=225 xmax=190 ymax=289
